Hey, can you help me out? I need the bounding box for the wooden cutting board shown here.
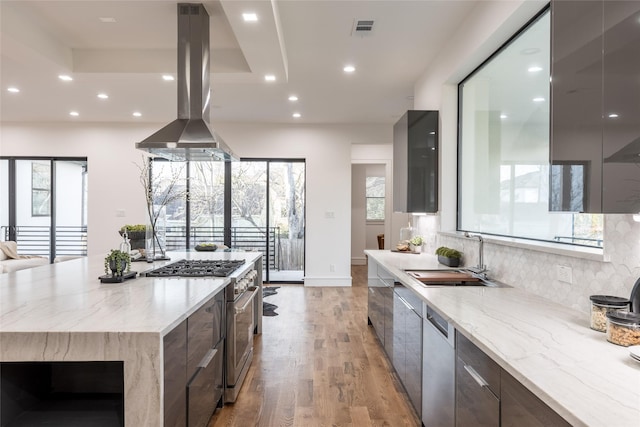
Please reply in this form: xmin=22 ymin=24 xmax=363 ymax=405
xmin=407 ymin=271 xmax=480 ymax=283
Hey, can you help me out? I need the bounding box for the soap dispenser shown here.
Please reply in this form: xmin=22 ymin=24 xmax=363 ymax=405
xmin=120 ymin=230 xmax=131 ymax=255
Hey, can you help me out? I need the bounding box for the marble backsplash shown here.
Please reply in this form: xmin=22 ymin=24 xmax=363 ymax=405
xmin=414 ymin=214 xmax=640 ymax=314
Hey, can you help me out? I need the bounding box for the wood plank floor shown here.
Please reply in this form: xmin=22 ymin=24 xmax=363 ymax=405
xmin=209 ymin=265 xmax=420 ymax=427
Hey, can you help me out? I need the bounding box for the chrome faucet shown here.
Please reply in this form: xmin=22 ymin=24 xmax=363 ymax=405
xmin=464 ymin=232 xmax=486 ymax=277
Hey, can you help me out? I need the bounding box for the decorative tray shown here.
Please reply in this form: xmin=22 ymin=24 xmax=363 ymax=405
xmin=99 ymin=271 xmax=137 ymax=283
xmin=195 ymin=244 xmax=218 ymax=252
xmin=391 ymin=249 xmax=419 ymax=254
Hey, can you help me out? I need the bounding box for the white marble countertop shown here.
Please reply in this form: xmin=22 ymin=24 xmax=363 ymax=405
xmin=0 ymin=250 xmax=262 ymax=426
xmin=0 ymin=250 xmax=260 ymax=335
xmin=365 ymin=250 xmax=640 ymax=427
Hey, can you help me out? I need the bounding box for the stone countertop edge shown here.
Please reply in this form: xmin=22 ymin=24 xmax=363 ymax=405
xmin=365 ymin=249 xmax=640 ymax=427
xmin=0 ymin=251 xmax=262 ymax=338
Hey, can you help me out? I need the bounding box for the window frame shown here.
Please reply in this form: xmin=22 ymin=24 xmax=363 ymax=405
xmin=365 ymin=176 xmax=385 ymax=221
xmin=455 ymin=5 xmax=603 ymax=250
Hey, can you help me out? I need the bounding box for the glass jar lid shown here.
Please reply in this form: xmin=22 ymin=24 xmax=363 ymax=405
xmin=606 ymin=311 xmax=640 ymax=325
xmin=590 ymin=295 xmax=630 ymax=307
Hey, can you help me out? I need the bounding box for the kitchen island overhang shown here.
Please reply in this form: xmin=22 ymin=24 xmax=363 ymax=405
xmin=0 ymin=250 xmax=262 ymax=427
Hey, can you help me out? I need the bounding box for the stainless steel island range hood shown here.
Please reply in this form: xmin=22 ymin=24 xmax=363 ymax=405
xmin=136 ymin=3 xmax=237 ymax=161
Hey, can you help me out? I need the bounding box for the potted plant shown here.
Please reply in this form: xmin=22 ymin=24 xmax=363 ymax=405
xmin=410 ymin=236 xmax=424 ymax=253
xmin=104 ymin=249 xmax=131 ymax=277
xmin=435 ymin=246 xmax=462 ymax=267
xmin=119 ymin=224 xmax=147 ymax=250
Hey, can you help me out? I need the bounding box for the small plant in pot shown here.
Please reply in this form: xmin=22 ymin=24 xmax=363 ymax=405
xmin=435 ymin=246 xmax=462 ymax=267
xmin=410 ymin=236 xmax=424 ymax=253
xmin=104 ymin=249 xmax=131 ymax=277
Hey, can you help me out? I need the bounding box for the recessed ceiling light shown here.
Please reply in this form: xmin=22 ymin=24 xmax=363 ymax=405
xmin=97 ymin=93 xmax=109 ymax=99
xmin=99 ymin=17 xmax=116 ymax=23
xmin=343 ymin=65 xmax=356 ymax=73
xmin=500 ymin=114 xmax=508 ymax=119
xmin=242 ymin=13 xmax=258 ymax=22
xmin=528 ymin=66 xmax=543 ymax=72
xmin=264 ymin=74 xmax=276 ymax=82
xmin=288 ymin=95 xmax=299 ymax=101
xmin=162 ymin=75 xmax=175 ymax=81
xmin=533 ymin=97 xmax=545 ymax=102
xmin=7 ymin=87 xmax=20 ymax=93
xmin=132 ymin=112 xmax=142 ymax=117
xmin=608 ymin=113 xmax=619 ymax=118
xmin=292 ymin=113 xmax=301 ymax=118
xmin=58 ymin=75 xmax=73 ymax=81
xmin=69 ymin=111 xmax=79 ymax=117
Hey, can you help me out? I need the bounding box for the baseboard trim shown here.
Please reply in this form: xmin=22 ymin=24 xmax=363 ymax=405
xmin=303 ymin=276 xmax=352 ymax=287
xmin=351 ymin=257 xmax=366 ymax=265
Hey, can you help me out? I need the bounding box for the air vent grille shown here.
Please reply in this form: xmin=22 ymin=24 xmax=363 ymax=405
xmin=352 ymin=19 xmax=374 ymax=36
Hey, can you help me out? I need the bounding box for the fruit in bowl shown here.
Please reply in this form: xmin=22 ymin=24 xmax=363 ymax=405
xmin=195 ymin=243 xmax=218 ymax=252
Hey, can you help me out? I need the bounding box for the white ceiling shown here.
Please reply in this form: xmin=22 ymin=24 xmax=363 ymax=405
xmin=0 ymin=0 xmax=478 ymax=125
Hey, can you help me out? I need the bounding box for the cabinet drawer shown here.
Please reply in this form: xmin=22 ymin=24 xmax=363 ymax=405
xmin=456 ymin=332 xmax=500 ymax=397
xmin=456 ymin=355 xmax=499 ymax=427
xmin=164 ymin=319 xmax=187 ymax=427
xmin=501 ymin=370 xmax=571 ymax=427
xmin=187 ymin=299 xmax=215 ymax=379
xmin=187 ymin=344 xmax=223 ymax=427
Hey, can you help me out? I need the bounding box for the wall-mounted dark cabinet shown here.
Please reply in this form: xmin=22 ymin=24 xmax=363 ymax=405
xmin=393 ymin=110 xmax=439 ymax=213
xmin=551 ymin=0 xmax=640 ymax=213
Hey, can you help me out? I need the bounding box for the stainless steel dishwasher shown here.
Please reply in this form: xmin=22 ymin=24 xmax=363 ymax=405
xmin=422 ymin=304 xmax=455 ymax=427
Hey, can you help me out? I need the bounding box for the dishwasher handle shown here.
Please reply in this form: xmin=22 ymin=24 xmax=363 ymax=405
xmin=425 ymin=305 xmax=455 ymax=347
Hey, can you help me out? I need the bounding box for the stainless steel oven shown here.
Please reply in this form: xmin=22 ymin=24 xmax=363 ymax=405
xmin=225 ymin=268 xmax=258 ymax=402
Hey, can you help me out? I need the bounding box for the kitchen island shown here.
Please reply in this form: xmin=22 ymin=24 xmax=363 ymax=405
xmin=0 ymin=250 xmax=262 ymax=426
xmin=365 ymin=249 xmax=640 ymax=427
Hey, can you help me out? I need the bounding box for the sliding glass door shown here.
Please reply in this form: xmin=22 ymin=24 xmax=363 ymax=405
xmin=0 ymin=157 xmax=88 ymax=261
xmin=231 ymin=160 xmax=305 ymax=282
xmin=155 ymin=158 xmax=305 ymax=282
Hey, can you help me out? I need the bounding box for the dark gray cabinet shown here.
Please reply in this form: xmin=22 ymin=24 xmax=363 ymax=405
xmin=393 ymin=110 xmax=439 ymax=213
xmin=455 ymin=333 xmax=500 ymax=427
xmin=392 ymin=282 xmax=423 ymax=417
xmin=163 ymin=287 xmax=226 ymax=427
xmin=551 ymin=0 xmax=640 ymax=213
xmin=501 ymin=370 xmax=571 ymax=427
xmin=164 ymin=319 xmax=188 ymax=427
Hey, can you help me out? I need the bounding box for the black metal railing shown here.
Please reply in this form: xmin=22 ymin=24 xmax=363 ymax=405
xmin=165 ymin=226 xmax=281 ymax=270
xmin=1 ymin=225 xmax=88 ymax=259
xmin=553 ymin=235 xmax=603 ymax=248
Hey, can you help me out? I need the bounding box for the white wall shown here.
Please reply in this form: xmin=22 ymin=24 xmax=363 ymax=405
xmin=351 ymin=163 xmax=386 ymax=265
xmin=1 ymin=121 xmax=390 ymax=286
xmin=410 ymin=0 xmax=640 ymax=313
xmin=1 ymin=123 xmax=151 ymax=255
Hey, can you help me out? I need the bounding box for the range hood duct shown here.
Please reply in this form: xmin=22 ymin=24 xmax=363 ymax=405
xmin=136 ymin=3 xmax=237 ymax=161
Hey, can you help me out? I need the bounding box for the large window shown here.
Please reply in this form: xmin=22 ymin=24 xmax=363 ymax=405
xmin=366 ymin=176 xmax=385 ymax=220
xmin=458 ymin=9 xmax=603 ymax=248
xmin=149 ymin=158 xmax=305 ymax=282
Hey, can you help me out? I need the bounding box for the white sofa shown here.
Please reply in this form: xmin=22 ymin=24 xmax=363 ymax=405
xmin=0 ymin=241 xmax=49 ymax=273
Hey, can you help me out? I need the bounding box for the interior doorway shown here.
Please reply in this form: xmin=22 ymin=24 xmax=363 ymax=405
xmin=351 ymin=163 xmax=386 ymax=265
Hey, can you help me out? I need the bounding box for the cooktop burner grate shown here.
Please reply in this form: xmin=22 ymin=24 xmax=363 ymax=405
xmin=144 ymin=259 xmax=245 ymax=277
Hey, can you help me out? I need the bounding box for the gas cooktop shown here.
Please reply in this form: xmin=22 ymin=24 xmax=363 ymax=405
xmin=144 ymin=259 xmax=246 ymax=278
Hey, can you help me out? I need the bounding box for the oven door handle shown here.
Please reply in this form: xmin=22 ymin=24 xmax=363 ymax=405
xmin=235 ymin=287 xmax=258 ymax=314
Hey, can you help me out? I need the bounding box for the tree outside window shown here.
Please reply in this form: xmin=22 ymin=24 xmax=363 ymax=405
xmin=31 ymin=162 xmax=51 ymax=217
xmin=366 ymin=176 xmax=385 ymax=221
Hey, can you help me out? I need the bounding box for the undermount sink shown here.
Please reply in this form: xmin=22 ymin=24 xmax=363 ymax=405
xmin=405 ymin=269 xmax=499 ymax=287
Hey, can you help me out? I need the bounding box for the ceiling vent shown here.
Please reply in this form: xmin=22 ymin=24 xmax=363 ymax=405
xmin=352 ymin=19 xmax=374 ymax=36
